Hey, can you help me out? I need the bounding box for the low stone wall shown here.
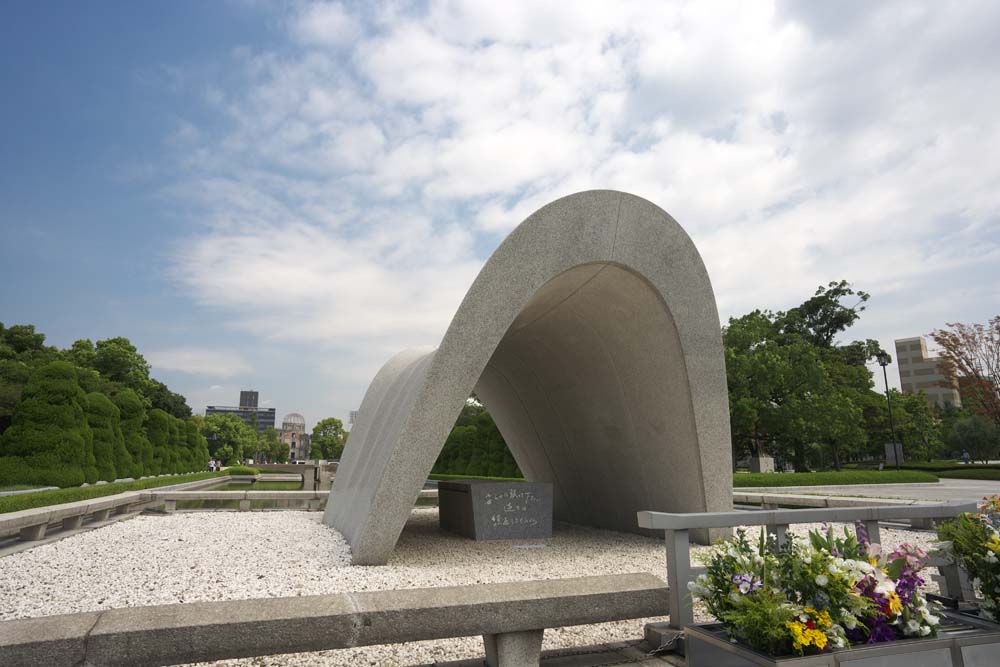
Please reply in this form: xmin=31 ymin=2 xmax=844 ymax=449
xmin=0 ymin=573 xmax=669 ymax=667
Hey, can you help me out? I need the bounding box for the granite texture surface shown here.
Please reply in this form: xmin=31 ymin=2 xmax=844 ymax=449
xmin=324 ymin=190 xmax=734 ymax=563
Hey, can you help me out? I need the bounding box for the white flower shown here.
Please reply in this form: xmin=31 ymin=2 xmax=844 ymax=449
xmin=842 ymin=614 xmax=857 ymax=630
xmin=857 ymin=562 xmax=875 ymax=574
xmin=828 ymin=563 xmax=839 ymax=574
xmin=985 ymin=551 xmax=998 ymax=564
xmin=730 ymin=592 xmax=741 ymax=602
xmin=815 ymin=574 xmax=829 ymax=586
xmin=874 ymin=578 xmax=896 ymax=595
xmin=920 ymin=625 xmax=931 ymax=636
xmin=905 ymin=619 xmax=921 ymax=635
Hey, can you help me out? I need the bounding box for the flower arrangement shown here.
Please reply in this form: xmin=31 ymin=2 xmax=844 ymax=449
xmin=937 ymin=495 xmax=1000 ymax=620
xmin=689 ymin=524 xmax=939 ymax=656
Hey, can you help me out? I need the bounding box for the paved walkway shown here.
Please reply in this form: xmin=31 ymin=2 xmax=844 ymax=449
xmin=735 ymin=478 xmax=1000 ymax=504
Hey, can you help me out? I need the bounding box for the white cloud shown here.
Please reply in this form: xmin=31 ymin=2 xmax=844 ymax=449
xmin=165 ymin=0 xmax=1000 ymax=405
xmin=290 ymin=2 xmax=360 ymax=46
xmin=147 ymin=347 xmax=252 ymax=378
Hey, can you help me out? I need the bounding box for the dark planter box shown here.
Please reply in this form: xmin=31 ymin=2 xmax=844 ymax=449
xmin=438 ymin=480 xmax=552 ymax=540
xmin=685 ymin=612 xmax=1000 ymax=667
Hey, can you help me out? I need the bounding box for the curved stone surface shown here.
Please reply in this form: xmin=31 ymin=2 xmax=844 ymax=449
xmin=324 ymin=190 xmax=733 ymax=564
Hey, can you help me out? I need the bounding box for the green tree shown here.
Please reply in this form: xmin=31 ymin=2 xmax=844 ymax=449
xmin=432 ymin=399 xmax=521 ymax=477
xmin=184 ymin=420 xmax=210 ymax=471
xmin=0 ymin=359 xmax=30 ymax=434
xmin=932 ymin=316 xmax=1000 ymax=430
xmin=0 ymin=361 xmax=92 ymax=487
xmin=144 ymin=379 xmax=192 ymax=419
xmin=254 ymin=427 xmax=289 ymax=463
xmin=65 ymin=339 xmax=97 ymax=369
xmin=167 ymin=415 xmax=183 ymax=473
xmin=93 ymin=337 xmax=150 ymax=392
xmin=2 ymin=324 xmax=47 ymax=355
xmin=311 ymin=417 xmax=347 ymax=460
xmin=146 ymin=409 xmax=173 ymax=475
xmin=723 ymin=281 xmax=886 ymax=471
xmin=947 ymin=415 xmax=999 ymax=464
xmin=86 ymin=392 xmax=127 ymax=481
xmin=200 ymin=413 xmax=256 ymax=464
xmin=113 ymin=388 xmax=150 ymax=477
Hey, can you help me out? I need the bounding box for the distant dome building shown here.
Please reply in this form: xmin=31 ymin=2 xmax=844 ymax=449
xmin=280 ymin=413 xmax=311 ymax=461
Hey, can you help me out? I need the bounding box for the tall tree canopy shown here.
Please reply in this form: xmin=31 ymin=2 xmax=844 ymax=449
xmin=200 ymin=413 xmax=257 ymax=464
xmin=310 ymin=417 xmax=347 ymax=460
xmin=724 ymin=281 xmax=887 ymax=471
xmin=932 ymin=316 xmax=1000 ymax=430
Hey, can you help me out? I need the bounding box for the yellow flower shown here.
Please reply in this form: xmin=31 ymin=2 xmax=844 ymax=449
xmin=804 ymin=607 xmax=833 ymax=628
xmin=786 ymin=620 xmax=828 ymax=651
xmin=887 ymin=591 xmax=903 ymax=615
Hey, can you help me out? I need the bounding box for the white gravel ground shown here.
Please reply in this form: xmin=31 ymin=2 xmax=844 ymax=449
xmin=0 ymin=509 xmax=944 ymax=667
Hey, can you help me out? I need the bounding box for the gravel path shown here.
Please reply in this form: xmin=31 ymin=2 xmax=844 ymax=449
xmin=0 ymin=509 xmax=944 ymax=666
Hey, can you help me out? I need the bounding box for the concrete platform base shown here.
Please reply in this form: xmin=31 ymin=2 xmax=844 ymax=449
xmin=413 ymin=640 xmax=685 ymax=667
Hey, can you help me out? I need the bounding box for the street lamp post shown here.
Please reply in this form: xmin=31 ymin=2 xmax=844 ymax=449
xmin=876 ymin=351 xmax=901 ymax=470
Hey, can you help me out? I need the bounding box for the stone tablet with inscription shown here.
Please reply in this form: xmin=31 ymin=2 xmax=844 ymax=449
xmin=438 ymin=480 xmax=553 ymax=540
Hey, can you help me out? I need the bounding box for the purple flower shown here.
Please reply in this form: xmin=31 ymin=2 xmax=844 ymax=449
xmin=731 ymin=572 xmax=762 ymax=595
xmin=867 ymin=619 xmax=897 ymax=644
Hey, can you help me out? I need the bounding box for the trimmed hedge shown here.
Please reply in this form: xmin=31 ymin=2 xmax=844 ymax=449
xmin=734 ymin=470 xmax=939 ymax=487
xmin=902 ymin=463 xmax=1000 ymax=472
xmin=0 ymin=471 xmax=228 ymax=514
xmin=225 ymin=465 xmax=260 ymax=476
xmin=938 ymin=469 xmax=1000 ymax=481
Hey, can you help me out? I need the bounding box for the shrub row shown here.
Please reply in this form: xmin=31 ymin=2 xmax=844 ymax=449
xmin=224 ymin=465 xmax=260 ymax=476
xmin=938 ymin=469 xmax=1000 ymax=481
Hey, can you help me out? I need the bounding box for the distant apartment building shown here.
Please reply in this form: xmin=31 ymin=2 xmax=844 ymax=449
xmin=894 ymin=337 xmax=962 ymax=409
xmin=279 ymin=412 xmax=311 ymax=461
xmin=206 ymin=389 xmax=276 ymax=433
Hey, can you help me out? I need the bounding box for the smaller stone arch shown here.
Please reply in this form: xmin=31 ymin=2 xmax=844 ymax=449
xmin=324 ymin=190 xmax=733 ymax=564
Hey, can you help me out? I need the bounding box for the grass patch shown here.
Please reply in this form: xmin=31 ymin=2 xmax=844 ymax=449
xmin=902 ymin=463 xmax=1000 ymax=472
xmin=734 ymin=470 xmax=938 ymax=487
xmin=429 ymin=473 xmax=527 ymax=482
xmin=938 ymin=469 xmax=1000 ymax=481
xmin=0 ymin=472 xmax=229 ymax=514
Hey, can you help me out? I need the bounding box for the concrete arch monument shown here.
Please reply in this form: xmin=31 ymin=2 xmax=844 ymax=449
xmin=324 ymin=190 xmax=733 ymax=564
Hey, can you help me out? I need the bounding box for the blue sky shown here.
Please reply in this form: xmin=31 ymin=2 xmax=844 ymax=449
xmin=2 ymin=1 xmax=999 ymax=430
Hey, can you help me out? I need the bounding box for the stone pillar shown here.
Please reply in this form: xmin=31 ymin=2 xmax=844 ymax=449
xmin=749 ymin=456 xmax=775 ymax=473
xmin=19 ymin=524 xmax=47 ymax=541
xmin=91 ymin=509 xmax=112 ymax=522
xmin=164 ymin=500 xmax=177 ymax=513
xmin=239 ymin=499 xmax=251 ymax=511
xmin=62 ymin=515 xmax=84 ymax=531
xmin=483 ymin=630 xmax=544 ymax=667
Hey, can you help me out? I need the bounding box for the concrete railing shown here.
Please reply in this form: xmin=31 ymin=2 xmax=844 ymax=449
xmin=0 ymin=573 xmax=669 ymax=667
xmin=732 ymin=491 xmax=940 ymax=526
xmin=1 ymin=485 xmax=439 ymax=543
xmin=0 ymin=477 xmax=224 ymax=542
xmin=154 ymin=488 xmax=438 ymax=512
xmin=636 ymin=501 xmax=976 ymax=632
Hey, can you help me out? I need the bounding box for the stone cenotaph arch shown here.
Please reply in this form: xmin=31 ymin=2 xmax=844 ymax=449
xmin=324 ymin=190 xmax=733 ymax=565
